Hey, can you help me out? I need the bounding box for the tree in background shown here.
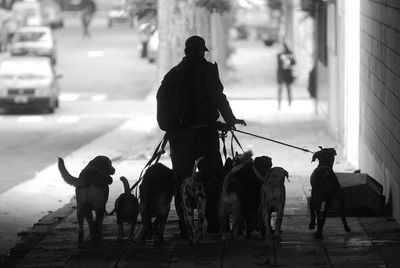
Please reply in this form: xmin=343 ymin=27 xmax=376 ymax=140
xmin=157 ymin=0 xmax=231 ymax=82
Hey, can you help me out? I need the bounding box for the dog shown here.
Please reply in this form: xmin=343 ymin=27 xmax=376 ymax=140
xmin=254 ymin=166 xmax=288 ymax=248
xmin=58 ymin=156 xmax=115 ymax=243
xmin=308 ymin=147 xmax=351 ymax=239
xmin=111 ymin=176 xmax=139 ymax=242
xmin=180 ymin=156 xmax=207 ymax=245
xmin=242 ymin=155 xmax=273 ymax=238
xmin=139 ymin=162 xmax=175 ymax=245
xmin=218 ymin=151 xmax=253 ymax=242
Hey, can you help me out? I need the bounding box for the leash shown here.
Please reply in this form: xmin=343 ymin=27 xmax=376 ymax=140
xmin=233 ymin=129 xmax=315 ymax=154
xmin=129 ymin=133 xmax=169 ymax=193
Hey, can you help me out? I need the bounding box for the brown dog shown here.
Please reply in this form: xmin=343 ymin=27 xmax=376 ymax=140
xmin=254 ymin=166 xmax=288 ymax=248
xmin=139 ymin=163 xmax=174 ymax=245
xmin=308 ymin=147 xmax=351 ymax=239
xmin=218 ymin=151 xmax=253 ymax=242
xmin=112 ymin=176 xmax=139 ymax=242
xmin=58 ymin=156 xmax=115 ymax=243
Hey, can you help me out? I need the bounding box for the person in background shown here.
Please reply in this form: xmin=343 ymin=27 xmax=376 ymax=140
xmin=277 ymin=42 xmax=296 ymax=110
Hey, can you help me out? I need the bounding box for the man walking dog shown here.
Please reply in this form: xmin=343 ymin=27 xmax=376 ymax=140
xmin=157 ymin=35 xmax=246 ymax=237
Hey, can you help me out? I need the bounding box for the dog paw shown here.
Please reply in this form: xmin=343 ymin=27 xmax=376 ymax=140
xmin=344 ymin=226 xmax=351 ymax=233
xmin=308 ymin=222 xmax=315 ymax=230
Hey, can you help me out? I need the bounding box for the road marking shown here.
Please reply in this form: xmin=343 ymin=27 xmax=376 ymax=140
xmin=17 ymin=116 xmax=43 ymax=123
xmin=87 ymin=50 xmax=104 ymax=57
xmin=57 ymin=116 xmax=80 ymax=123
xmin=91 ymin=94 xmax=107 ymax=102
xmin=60 ymin=94 xmax=79 ymax=102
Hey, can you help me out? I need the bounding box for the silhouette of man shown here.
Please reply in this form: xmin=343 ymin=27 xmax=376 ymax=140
xmin=159 ymin=35 xmax=246 ymax=237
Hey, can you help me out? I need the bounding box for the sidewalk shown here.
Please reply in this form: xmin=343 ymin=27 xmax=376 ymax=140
xmin=2 ymin=101 xmax=400 ymax=267
xmin=2 ymin=40 xmax=400 ymax=267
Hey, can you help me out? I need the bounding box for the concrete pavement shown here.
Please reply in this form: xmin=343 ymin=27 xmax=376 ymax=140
xmin=2 ymin=100 xmax=400 ymax=267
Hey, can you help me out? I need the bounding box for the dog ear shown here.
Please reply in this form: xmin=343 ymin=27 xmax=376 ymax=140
xmin=284 ymin=170 xmax=290 ymax=182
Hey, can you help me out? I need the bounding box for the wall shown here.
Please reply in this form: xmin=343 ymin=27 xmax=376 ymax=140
xmin=360 ymin=0 xmax=400 ymax=221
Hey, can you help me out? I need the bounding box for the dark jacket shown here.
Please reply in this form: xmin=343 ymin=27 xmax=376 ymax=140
xmin=161 ymin=56 xmax=236 ymax=128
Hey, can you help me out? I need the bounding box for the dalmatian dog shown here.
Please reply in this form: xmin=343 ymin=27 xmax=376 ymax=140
xmin=180 ymin=156 xmax=207 ymax=245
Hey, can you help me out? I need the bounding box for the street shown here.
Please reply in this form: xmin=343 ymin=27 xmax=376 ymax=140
xmin=0 ymin=14 xmax=158 ymax=257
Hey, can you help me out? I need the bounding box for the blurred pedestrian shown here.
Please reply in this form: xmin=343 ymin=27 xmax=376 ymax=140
xmin=277 ymin=43 xmax=296 ymax=109
xmin=81 ymin=0 xmax=96 ymax=37
xmin=156 ymin=35 xmax=246 ymax=238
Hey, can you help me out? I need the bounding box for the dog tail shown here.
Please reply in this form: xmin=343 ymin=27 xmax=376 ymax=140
xmin=57 ymin=157 xmax=78 ymax=186
xmin=120 ymin=176 xmax=131 ymax=194
xmin=192 ymin=156 xmax=205 ymax=178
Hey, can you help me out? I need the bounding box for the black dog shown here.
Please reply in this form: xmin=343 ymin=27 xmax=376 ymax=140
xmin=113 ymin=176 xmax=139 ymax=242
xmin=308 ymin=147 xmax=351 ymax=239
xmin=58 ymin=156 xmax=115 ymax=243
xmin=139 ymin=163 xmax=175 ymax=245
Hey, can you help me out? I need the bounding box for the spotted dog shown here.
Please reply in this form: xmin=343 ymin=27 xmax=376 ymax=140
xmin=180 ymin=156 xmax=207 ymax=245
xmin=308 ymin=147 xmax=351 ymax=239
xmin=254 ymin=166 xmax=288 ymax=248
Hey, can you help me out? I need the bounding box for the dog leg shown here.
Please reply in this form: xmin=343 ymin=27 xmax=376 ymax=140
xmin=219 ymin=209 xmax=229 ymax=242
xmin=308 ymin=194 xmax=316 ymax=230
xmin=128 ymin=217 xmax=137 ymax=241
xmin=117 ymin=215 xmax=124 ymax=242
xmin=183 ymin=208 xmax=195 ymax=245
xmin=314 ymin=199 xmax=325 ymax=239
xmin=197 ymin=200 xmax=206 ymax=244
xmin=275 ymin=208 xmax=284 ymax=241
xmin=337 ymin=191 xmax=351 ymax=233
xmin=230 ymin=208 xmax=242 ymax=242
xmin=141 ymin=216 xmax=151 ymax=242
xmin=154 ymin=216 xmax=168 ymax=245
xmin=77 ymin=212 xmax=85 ymax=244
xmin=262 ymin=209 xmax=272 ymax=248
xmin=93 ymin=210 xmax=105 ymax=243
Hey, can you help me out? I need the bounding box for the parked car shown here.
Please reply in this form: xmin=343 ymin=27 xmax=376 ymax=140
xmin=0 ymin=57 xmax=61 ymax=113
xmin=9 ymin=26 xmax=57 ymax=65
xmin=42 ymin=0 xmax=64 ymax=28
xmin=107 ymin=5 xmax=133 ymax=27
xmin=147 ymin=29 xmax=158 ymax=63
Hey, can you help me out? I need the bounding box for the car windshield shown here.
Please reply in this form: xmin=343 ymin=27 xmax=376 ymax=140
xmin=0 ymin=60 xmax=52 ymax=79
xmin=14 ymin=31 xmax=51 ymax=42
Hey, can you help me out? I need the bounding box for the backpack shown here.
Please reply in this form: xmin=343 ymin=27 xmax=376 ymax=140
xmin=156 ymin=68 xmax=198 ymax=132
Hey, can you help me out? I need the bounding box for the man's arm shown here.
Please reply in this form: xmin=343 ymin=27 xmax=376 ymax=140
xmin=206 ymin=63 xmax=246 ymax=128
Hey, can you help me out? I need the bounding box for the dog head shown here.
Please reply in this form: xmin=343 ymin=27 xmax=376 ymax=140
xmin=267 ymin=167 xmax=289 ymax=184
xmin=253 ymin=156 xmax=272 ymax=177
xmin=312 ymin=147 xmax=336 ymax=168
xmin=88 ymin=156 xmax=115 ymax=184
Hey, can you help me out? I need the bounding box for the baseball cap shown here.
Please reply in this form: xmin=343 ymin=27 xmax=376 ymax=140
xmin=185 ymin=35 xmax=209 ymax=52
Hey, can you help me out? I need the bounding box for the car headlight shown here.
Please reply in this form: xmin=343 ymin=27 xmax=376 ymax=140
xmin=0 ymin=87 xmax=7 ymax=97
